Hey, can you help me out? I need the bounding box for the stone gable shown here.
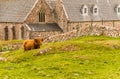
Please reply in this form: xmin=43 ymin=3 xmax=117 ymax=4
xmin=25 ymin=0 xmax=55 ymax=24
xmin=54 ymin=0 xmax=68 ymax=32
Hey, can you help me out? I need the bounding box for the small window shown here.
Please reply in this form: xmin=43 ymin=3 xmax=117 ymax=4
xmin=39 ymin=10 xmax=45 ymax=22
xmin=116 ymin=5 xmax=120 ymax=15
xmin=94 ymin=8 xmax=97 ymax=13
xmin=4 ymin=26 xmax=8 ymax=40
xmin=81 ymin=5 xmax=88 ymax=15
xmin=92 ymin=5 xmax=99 ymax=15
xmin=84 ymin=8 xmax=87 ymax=13
xmin=118 ymin=7 xmax=120 ymax=13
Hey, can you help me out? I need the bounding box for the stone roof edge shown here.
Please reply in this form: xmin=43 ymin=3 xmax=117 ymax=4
xmin=23 ymin=0 xmax=39 ymax=22
xmin=61 ymin=0 xmax=69 ymax=20
xmin=45 ymin=0 xmax=53 ymax=10
xmin=47 ymin=4 xmax=52 ymax=9
xmin=25 ymin=23 xmax=32 ymax=31
xmin=68 ymin=19 xmax=120 ymax=23
xmin=46 ymin=0 xmax=53 ymax=9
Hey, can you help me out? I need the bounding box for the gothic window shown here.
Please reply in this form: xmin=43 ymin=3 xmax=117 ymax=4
xmin=92 ymin=5 xmax=99 ymax=15
xmin=11 ymin=26 xmax=16 ymax=39
xmin=39 ymin=10 xmax=45 ymax=22
xmin=81 ymin=5 xmax=88 ymax=15
xmin=21 ymin=26 xmax=24 ymax=39
xmin=4 ymin=26 xmax=8 ymax=40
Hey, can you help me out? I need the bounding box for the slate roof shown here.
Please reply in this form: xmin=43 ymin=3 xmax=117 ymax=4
xmin=62 ymin=0 xmax=120 ymax=22
xmin=0 ymin=0 xmax=120 ymax=22
xmin=0 ymin=0 xmax=56 ymax=22
xmin=27 ymin=23 xmax=62 ymax=31
xmin=0 ymin=0 xmax=37 ymax=22
xmin=0 ymin=0 xmax=55 ymax=22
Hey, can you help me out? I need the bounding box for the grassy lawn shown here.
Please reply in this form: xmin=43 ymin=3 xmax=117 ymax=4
xmin=0 ymin=36 xmax=120 ymax=79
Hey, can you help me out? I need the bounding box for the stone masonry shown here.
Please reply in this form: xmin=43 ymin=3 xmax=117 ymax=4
xmin=44 ymin=24 xmax=120 ymax=43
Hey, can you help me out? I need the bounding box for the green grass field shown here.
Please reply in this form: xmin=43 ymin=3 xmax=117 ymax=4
xmin=0 ymin=36 xmax=120 ymax=79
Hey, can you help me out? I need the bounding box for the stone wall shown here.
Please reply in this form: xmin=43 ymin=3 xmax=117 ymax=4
xmin=30 ymin=31 xmax=62 ymax=39
xmin=0 ymin=23 xmax=24 ymax=40
xmin=44 ymin=24 xmax=120 ymax=43
xmin=0 ymin=42 xmax=23 ymax=52
xmin=44 ymin=30 xmax=77 ymax=43
xmin=67 ymin=21 xmax=120 ymax=36
xmin=54 ymin=0 xmax=68 ymax=32
xmin=77 ymin=24 xmax=120 ymax=37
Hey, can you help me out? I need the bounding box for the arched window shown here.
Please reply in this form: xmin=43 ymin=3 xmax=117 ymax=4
xmin=81 ymin=5 xmax=88 ymax=15
xmin=116 ymin=5 xmax=120 ymax=15
xmin=4 ymin=26 xmax=8 ymax=40
xmin=11 ymin=26 xmax=16 ymax=39
xmin=21 ymin=26 xmax=24 ymax=39
xmin=39 ymin=10 xmax=45 ymax=22
xmin=92 ymin=5 xmax=99 ymax=15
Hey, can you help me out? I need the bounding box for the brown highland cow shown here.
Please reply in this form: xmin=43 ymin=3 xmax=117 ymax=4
xmin=23 ymin=38 xmax=43 ymax=51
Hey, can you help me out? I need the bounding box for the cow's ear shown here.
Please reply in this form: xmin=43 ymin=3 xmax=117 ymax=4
xmin=34 ymin=38 xmax=38 ymax=43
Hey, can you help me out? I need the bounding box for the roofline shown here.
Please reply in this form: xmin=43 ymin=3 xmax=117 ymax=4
xmin=68 ymin=20 xmax=120 ymax=23
xmin=31 ymin=30 xmax=62 ymax=32
xmin=47 ymin=4 xmax=52 ymax=9
xmin=45 ymin=0 xmax=53 ymax=11
xmin=23 ymin=0 xmax=39 ymax=22
xmin=0 ymin=22 xmax=23 ymax=23
xmin=46 ymin=0 xmax=54 ymax=9
xmin=25 ymin=23 xmax=32 ymax=31
xmin=61 ymin=0 xmax=69 ymax=20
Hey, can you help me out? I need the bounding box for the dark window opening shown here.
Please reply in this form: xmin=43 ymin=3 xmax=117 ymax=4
xmin=21 ymin=26 xmax=24 ymax=39
xmin=12 ymin=26 xmax=16 ymax=39
xmin=94 ymin=8 xmax=98 ymax=13
xmin=118 ymin=8 xmax=120 ymax=13
xmin=4 ymin=26 xmax=8 ymax=40
xmin=84 ymin=8 xmax=87 ymax=13
xmin=39 ymin=12 xmax=45 ymax=22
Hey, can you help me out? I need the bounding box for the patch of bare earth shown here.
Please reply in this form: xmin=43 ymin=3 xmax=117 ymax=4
xmin=60 ymin=44 xmax=80 ymax=52
xmin=72 ymin=55 xmax=90 ymax=60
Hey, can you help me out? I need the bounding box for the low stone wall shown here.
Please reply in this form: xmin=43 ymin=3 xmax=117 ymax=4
xmin=78 ymin=24 xmax=120 ymax=37
xmin=44 ymin=30 xmax=77 ymax=43
xmin=44 ymin=24 xmax=120 ymax=43
xmin=0 ymin=42 xmax=23 ymax=52
xmin=30 ymin=31 xmax=62 ymax=39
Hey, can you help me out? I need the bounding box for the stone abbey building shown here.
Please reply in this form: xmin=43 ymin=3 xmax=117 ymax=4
xmin=0 ymin=0 xmax=120 ymax=40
